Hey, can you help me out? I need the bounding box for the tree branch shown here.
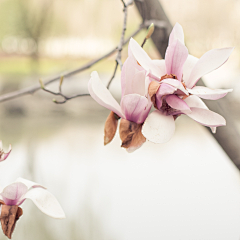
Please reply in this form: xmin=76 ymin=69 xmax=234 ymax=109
xmin=0 ymin=24 xmax=146 ymax=103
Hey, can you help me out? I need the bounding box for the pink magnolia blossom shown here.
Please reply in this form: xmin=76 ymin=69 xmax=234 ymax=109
xmin=88 ymin=46 xmax=152 ymax=151
xmin=130 ymin=23 xmax=233 ymax=143
xmin=0 ymin=177 xmax=65 ymax=219
xmin=0 ymin=141 xmax=11 ymax=162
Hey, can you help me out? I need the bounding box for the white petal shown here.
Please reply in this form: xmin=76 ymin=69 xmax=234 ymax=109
xmin=24 ymin=187 xmax=65 ymax=219
xmin=186 ymin=107 xmax=226 ymax=127
xmin=142 ymin=110 xmax=175 ymax=144
xmin=130 ymin=38 xmax=163 ymax=78
xmin=88 ymin=71 xmax=124 ymax=118
xmin=186 ymin=47 xmax=234 ymax=89
xmin=187 ymin=86 xmax=232 ymax=100
xmin=184 ymin=95 xmax=207 ymax=109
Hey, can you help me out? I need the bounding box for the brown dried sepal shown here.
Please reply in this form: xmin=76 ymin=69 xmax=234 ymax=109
xmin=160 ymin=74 xmax=177 ymax=81
xmin=148 ymin=81 xmax=160 ymax=109
xmin=104 ymin=111 xmax=120 ymax=145
xmin=0 ymin=205 xmax=23 ymax=239
xmin=119 ymin=119 xmax=146 ymax=152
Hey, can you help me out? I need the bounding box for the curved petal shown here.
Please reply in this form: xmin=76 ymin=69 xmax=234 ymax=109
xmin=129 ymin=38 xmax=163 ymax=78
xmin=15 ymin=178 xmax=46 ymax=190
xmin=187 ymin=86 xmax=232 ymax=100
xmin=124 ymin=70 xmax=146 ymax=96
xmin=121 ymin=94 xmax=150 ymax=124
xmin=169 ymin=22 xmax=185 ymax=45
xmin=88 ymin=71 xmax=124 ymax=118
xmin=182 ymin=54 xmax=198 ymax=83
xmin=165 ymin=39 xmax=188 ymax=81
xmin=186 ymin=107 xmax=226 ymax=127
xmin=186 ymin=47 xmax=234 ymax=88
xmin=161 ymin=79 xmax=189 ymax=95
xmin=166 ymin=95 xmax=191 ymax=112
xmin=183 ymin=95 xmax=217 ymax=133
xmin=1 ymin=183 xmax=28 ymax=206
xmin=142 ymin=110 xmax=175 ymax=143
xmin=23 ymin=187 xmax=65 ymax=219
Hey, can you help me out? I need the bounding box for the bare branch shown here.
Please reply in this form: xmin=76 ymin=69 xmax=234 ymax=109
xmin=0 ymin=25 xmax=145 ymax=103
xmin=42 ymin=0 xmax=135 ymax=103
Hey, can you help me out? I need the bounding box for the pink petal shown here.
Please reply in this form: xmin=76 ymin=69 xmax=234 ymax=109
xmin=169 ymin=22 xmax=185 ymax=45
xmin=121 ymin=94 xmax=151 ymax=124
xmin=158 ymin=83 xmax=177 ymax=96
xmin=1 ymin=182 xmax=28 ymax=206
xmin=186 ymin=107 xmax=226 ymax=127
xmin=142 ymin=110 xmax=175 ymax=143
xmin=166 ymin=95 xmax=191 ymax=112
xmin=161 ymin=78 xmax=189 ymax=95
xmin=182 ymin=54 xmax=198 ymax=83
xmin=122 ymin=55 xmax=144 ymax=97
xmin=165 ymin=39 xmax=188 ymax=81
xmin=183 ymin=95 xmax=218 ymax=133
xmin=155 ymin=83 xmax=177 ymax=109
xmin=187 ymin=86 xmax=232 ymax=100
xmin=88 ymin=71 xmax=124 ymax=118
xmin=23 ymin=187 xmax=65 ymax=219
xmin=129 ymin=38 xmax=163 ymax=78
xmin=124 ymin=70 xmax=146 ymax=97
xmin=186 ymin=47 xmax=234 ymax=89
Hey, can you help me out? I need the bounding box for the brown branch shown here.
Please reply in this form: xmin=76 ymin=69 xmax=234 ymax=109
xmin=0 ymin=24 xmax=145 ymax=103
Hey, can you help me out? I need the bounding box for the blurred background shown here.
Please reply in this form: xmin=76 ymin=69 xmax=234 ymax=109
xmin=0 ymin=0 xmax=240 ymax=239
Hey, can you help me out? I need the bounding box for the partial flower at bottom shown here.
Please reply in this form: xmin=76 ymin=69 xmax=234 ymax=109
xmin=0 ymin=178 xmax=65 ymax=239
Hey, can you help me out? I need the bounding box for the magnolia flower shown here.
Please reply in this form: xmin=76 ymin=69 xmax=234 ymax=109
xmin=130 ymin=23 xmax=233 ymax=143
xmin=0 ymin=141 xmax=11 ymax=162
xmin=88 ymin=47 xmax=152 ymax=152
xmin=0 ymin=178 xmax=65 ymax=239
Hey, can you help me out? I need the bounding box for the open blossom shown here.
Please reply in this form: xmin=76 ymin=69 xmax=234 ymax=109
xmin=129 ymin=23 xmax=233 ymax=143
xmin=88 ymin=47 xmax=152 ymax=152
xmin=0 ymin=141 xmax=11 ymax=162
xmin=0 ymin=178 xmax=65 ymax=239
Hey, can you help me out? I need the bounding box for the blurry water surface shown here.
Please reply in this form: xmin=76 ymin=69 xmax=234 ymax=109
xmin=0 ymin=75 xmax=239 ymax=240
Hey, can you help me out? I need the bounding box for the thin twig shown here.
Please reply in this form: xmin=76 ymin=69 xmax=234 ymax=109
xmin=107 ymin=61 xmax=119 ymax=89
xmin=106 ymin=0 xmax=133 ymax=90
xmin=40 ymin=77 xmax=90 ymax=104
